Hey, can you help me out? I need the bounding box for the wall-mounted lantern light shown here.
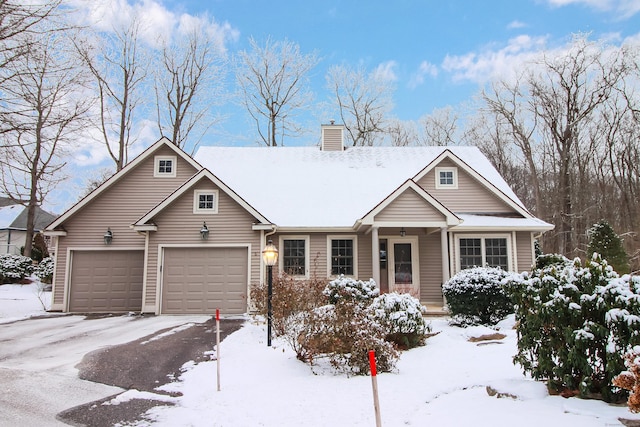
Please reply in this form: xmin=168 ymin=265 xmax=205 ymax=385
xmin=104 ymin=228 xmax=113 ymax=245
xmin=400 ymin=227 xmax=406 ymax=237
xmin=200 ymin=222 xmax=209 ymax=240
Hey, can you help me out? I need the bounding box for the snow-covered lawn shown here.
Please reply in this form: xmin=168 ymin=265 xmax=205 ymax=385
xmin=2 ymin=282 xmax=639 ymax=426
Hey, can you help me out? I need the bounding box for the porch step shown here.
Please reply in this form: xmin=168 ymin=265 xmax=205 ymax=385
xmin=423 ymin=305 xmax=448 ymax=317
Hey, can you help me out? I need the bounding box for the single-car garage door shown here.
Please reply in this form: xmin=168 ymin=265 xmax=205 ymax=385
xmin=162 ymin=247 xmax=248 ymax=315
xmin=69 ymin=250 xmax=144 ymax=312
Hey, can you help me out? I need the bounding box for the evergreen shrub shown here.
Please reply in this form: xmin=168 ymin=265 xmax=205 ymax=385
xmin=369 ymin=292 xmax=430 ymax=349
xmin=442 ymin=267 xmax=516 ymax=326
xmin=0 ymin=254 xmax=34 ymax=284
xmin=508 ymin=253 xmax=640 ymax=402
xmin=34 ymin=257 xmax=54 ymax=284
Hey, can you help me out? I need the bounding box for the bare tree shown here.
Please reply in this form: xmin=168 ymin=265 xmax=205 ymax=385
xmin=0 ymin=0 xmax=62 ymax=87
xmin=235 ymin=37 xmax=318 ymax=147
xmin=0 ymin=28 xmax=92 ymax=257
xmin=387 ymin=119 xmax=418 ymax=146
xmin=76 ymin=17 xmax=148 ymax=171
xmin=155 ymin=25 xmax=224 ymax=152
xmin=420 ymin=106 xmax=459 ymax=146
xmin=326 ymin=64 xmax=394 ymax=146
xmin=481 ymin=35 xmax=630 ymax=257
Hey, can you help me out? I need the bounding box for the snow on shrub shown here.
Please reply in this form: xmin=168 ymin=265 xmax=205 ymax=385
xmin=370 ymin=292 xmax=430 ymax=349
xmin=442 ymin=267 xmax=516 ymax=326
xmin=0 ymin=254 xmax=34 ymax=284
xmin=323 ymin=275 xmax=378 ymax=305
xmin=509 ymin=253 xmax=640 ymax=403
xmin=34 ymin=257 xmax=54 ymax=284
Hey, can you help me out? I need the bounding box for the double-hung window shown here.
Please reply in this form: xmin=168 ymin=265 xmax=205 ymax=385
xmin=329 ymin=238 xmax=355 ymax=276
xmin=282 ymin=238 xmax=308 ymax=276
xmin=458 ymin=236 xmax=509 ymax=270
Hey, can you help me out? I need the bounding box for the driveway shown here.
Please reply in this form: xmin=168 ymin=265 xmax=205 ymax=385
xmin=0 ymin=314 xmax=244 ymax=426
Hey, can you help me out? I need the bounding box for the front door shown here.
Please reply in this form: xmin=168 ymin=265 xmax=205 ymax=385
xmin=387 ymin=237 xmax=420 ymax=298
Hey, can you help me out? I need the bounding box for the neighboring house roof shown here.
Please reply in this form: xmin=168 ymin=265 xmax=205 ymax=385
xmin=0 ymin=203 xmax=57 ymax=231
xmin=194 ymin=145 xmax=530 ymax=228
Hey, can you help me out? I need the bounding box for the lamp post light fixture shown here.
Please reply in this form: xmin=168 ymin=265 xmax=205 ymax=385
xmin=200 ymin=222 xmax=209 ymax=240
xmin=400 ymin=227 xmax=406 ymax=237
xmin=262 ymin=239 xmax=278 ymax=346
xmin=104 ymin=228 xmax=113 ymax=245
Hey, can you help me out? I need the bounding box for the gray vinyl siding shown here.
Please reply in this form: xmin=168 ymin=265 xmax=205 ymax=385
xmin=419 ymin=233 xmax=444 ymax=305
xmin=417 ymin=159 xmax=517 ymax=214
xmin=516 ymin=231 xmax=535 ymax=272
xmin=357 ymin=235 xmax=373 ymax=280
xmin=145 ymin=178 xmax=262 ymax=311
xmin=52 ymin=147 xmax=198 ymax=309
xmin=375 ymin=188 xmax=445 ymax=222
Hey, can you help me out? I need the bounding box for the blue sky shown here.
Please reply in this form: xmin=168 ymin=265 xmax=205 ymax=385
xmin=157 ymin=0 xmax=640 ymax=122
xmin=50 ymin=0 xmax=640 ymax=213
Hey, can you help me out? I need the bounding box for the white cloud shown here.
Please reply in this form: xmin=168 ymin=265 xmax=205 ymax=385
xmin=373 ymin=61 xmax=398 ymax=82
xmin=442 ymin=35 xmax=548 ymax=83
xmin=544 ymin=0 xmax=640 ymax=18
xmin=70 ymin=0 xmax=239 ymax=50
xmin=408 ymin=60 xmax=438 ymax=89
xmin=507 ymin=20 xmax=527 ymax=29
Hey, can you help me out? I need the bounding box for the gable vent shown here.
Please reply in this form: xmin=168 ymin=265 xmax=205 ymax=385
xmin=321 ymin=121 xmax=344 ymax=152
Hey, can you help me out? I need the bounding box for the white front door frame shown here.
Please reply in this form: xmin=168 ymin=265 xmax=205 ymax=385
xmin=385 ymin=236 xmax=420 ymax=299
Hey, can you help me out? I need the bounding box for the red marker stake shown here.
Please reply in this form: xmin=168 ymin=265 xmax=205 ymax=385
xmin=369 ymin=350 xmax=382 ymax=427
xmin=216 ymin=309 xmax=221 ymax=392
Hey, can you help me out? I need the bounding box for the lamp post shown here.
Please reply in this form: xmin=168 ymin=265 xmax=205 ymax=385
xmin=262 ymin=239 xmax=278 ymax=346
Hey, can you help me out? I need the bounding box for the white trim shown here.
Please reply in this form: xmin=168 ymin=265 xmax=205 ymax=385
xmin=453 ymin=233 xmax=513 ymax=273
xmin=512 ymin=231 xmax=518 ymax=272
xmin=279 ymin=235 xmax=310 ymax=279
xmin=326 ymin=234 xmax=358 ymax=278
xmin=154 ymin=155 xmax=177 ymax=178
xmin=435 ymin=166 xmax=458 ymax=189
xmin=156 ymin=243 xmax=252 ymax=315
xmin=141 ymin=232 xmax=150 ymax=314
xmin=50 ymin=236 xmax=62 ymax=311
xmin=193 ymin=189 xmax=219 ymax=214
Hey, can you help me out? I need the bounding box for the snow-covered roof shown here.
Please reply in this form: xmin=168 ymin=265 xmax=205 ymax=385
xmin=194 ymin=145 xmax=529 ymax=228
xmin=454 ymin=214 xmax=554 ymax=231
xmin=0 ymin=205 xmax=22 ymax=228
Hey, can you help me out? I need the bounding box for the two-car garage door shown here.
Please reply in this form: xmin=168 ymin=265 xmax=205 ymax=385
xmin=69 ymin=247 xmax=248 ymax=315
xmin=161 ymin=247 xmax=248 ymax=315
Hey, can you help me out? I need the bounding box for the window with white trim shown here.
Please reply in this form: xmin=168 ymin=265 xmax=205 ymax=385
xmin=435 ymin=166 xmax=458 ymax=189
xmin=193 ymin=190 xmax=218 ymax=214
xmin=281 ymin=237 xmax=308 ymax=276
xmin=329 ymin=238 xmax=355 ymax=276
xmin=457 ymin=236 xmax=510 ymax=270
xmin=154 ymin=155 xmax=177 ymax=178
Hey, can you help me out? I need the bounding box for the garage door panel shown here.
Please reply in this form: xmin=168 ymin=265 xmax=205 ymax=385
xmin=162 ymin=247 xmax=248 ymax=315
xmin=70 ymin=250 xmax=144 ymax=312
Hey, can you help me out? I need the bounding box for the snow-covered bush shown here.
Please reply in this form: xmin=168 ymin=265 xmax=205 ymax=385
xmin=294 ymin=301 xmax=399 ymax=375
xmin=250 ymin=274 xmax=327 ymax=336
xmin=613 ymin=347 xmax=640 ymax=413
xmin=509 ymin=253 xmax=640 ymax=402
xmin=370 ymin=292 xmax=430 ymax=349
xmin=442 ymin=267 xmax=516 ymax=326
xmin=0 ymin=254 xmax=34 ymax=284
xmin=34 ymin=257 xmax=54 ymax=284
xmin=323 ymin=275 xmax=378 ymax=305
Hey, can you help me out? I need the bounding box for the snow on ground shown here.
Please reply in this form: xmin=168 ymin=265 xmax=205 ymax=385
xmin=2 ymin=282 xmax=639 ymax=426
xmin=0 ymin=282 xmax=52 ymax=323
xmin=133 ymin=318 xmax=639 ymax=427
